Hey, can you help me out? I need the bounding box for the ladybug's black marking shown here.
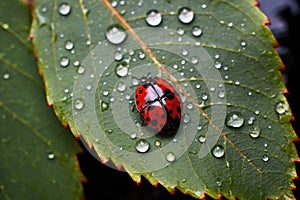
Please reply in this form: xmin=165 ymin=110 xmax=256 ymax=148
xmin=169 ymin=109 xmax=173 ymax=114
xmin=177 ymin=106 xmax=181 ymax=113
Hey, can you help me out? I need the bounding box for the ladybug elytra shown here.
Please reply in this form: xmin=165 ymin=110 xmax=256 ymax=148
xmin=134 ymin=75 xmax=182 ymax=135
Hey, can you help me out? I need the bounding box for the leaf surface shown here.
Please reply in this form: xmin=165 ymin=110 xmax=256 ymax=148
xmin=32 ymin=0 xmax=297 ymax=199
xmin=0 ymin=0 xmax=83 ymax=199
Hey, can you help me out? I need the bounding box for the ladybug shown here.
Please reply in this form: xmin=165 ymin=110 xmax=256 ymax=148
xmin=134 ymin=75 xmax=182 ymax=135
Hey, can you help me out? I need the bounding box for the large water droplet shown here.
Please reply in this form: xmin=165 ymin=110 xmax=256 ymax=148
xmin=106 ymin=25 xmax=127 ymax=44
xmin=192 ymin=26 xmax=202 ymax=37
xmin=212 ymin=145 xmax=225 ymax=158
xmin=115 ymin=63 xmax=128 ymax=77
xmin=178 ymin=7 xmax=194 ymax=24
xmin=74 ymin=99 xmax=84 ymax=110
xmin=225 ymin=112 xmax=244 ymax=128
xmin=135 ymin=139 xmax=150 ymax=153
xmin=275 ymin=102 xmax=288 ymax=114
xmin=145 ymin=10 xmax=162 ymax=26
xmin=165 ymin=152 xmax=176 ymax=162
xmin=58 ymin=3 xmax=72 ymax=16
xmin=59 ymin=57 xmax=69 ymax=67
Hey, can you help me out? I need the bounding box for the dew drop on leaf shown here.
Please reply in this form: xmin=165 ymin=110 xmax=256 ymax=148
xmin=47 ymin=152 xmax=55 ymax=160
xmin=74 ymin=99 xmax=84 ymax=110
xmin=135 ymin=139 xmax=150 ymax=153
xmin=225 ymin=112 xmax=244 ymax=128
xmin=115 ymin=63 xmax=128 ymax=77
xmin=198 ymin=135 xmax=206 ymax=143
xmin=101 ymin=101 xmax=109 ymax=111
xmin=59 ymin=57 xmax=70 ymax=67
xmin=145 ymin=10 xmax=162 ymax=26
xmin=262 ymin=155 xmax=269 ymax=162
xmin=77 ymin=66 xmax=85 ymax=74
xmin=250 ymin=127 xmax=260 ymax=138
xmin=3 ymin=73 xmax=10 ymax=80
xmin=154 ymin=140 xmax=161 ymax=147
xmin=114 ymin=51 xmax=123 ymax=61
xmin=178 ymin=7 xmax=194 ymax=24
xmin=192 ymin=26 xmax=202 ymax=37
xmin=106 ymin=25 xmax=127 ymax=44
xmin=212 ymin=145 xmax=225 ymax=158
xmin=275 ymin=102 xmax=288 ymax=114
xmin=130 ymin=132 xmax=137 ymax=139
xmin=165 ymin=152 xmax=176 ymax=162
xmin=58 ymin=3 xmax=72 ymax=16
xmin=64 ymin=40 xmax=74 ymax=50
xmin=240 ymin=40 xmax=247 ymax=47
xmin=183 ymin=113 xmax=190 ymax=123
xmin=117 ymin=82 xmax=126 ymax=92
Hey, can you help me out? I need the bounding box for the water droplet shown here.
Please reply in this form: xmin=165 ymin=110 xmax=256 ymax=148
xmin=247 ymin=117 xmax=255 ymax=125
xmin=250 ymin=127 xmax=260 ymax=138
xmin=145 ymin=10 xmax=162 ymax=26
xmin=101 ymin=101 xmax=109 ymax=111
xmin=215 ymin=62 xmax=222 ymax=69
xmin=131 ymin=77 xmax=139 ymax=86
xmin=194 ymin=82 xmax=201 ymax=89
xmin=115 ymin=63 xmax=128 ymax=77
xmin=165 ymin=152 xmax=176 ymax=162
xmin=47 ymin=152 xmax=55 ymax=160
xmin=130 ymin=132 xmax=136 ymax=139
xmin=103 ymin=90 xmax=109 ymax=96
xmin=181 ymin=49 xmax=189 ymax=56
xmin=154 ymin=140 xmax=161 ymax=147
xmin=77 ymin=66 xmax=85 ymax=74
xmin=240 ymin=40 xmax=247 ymax=47
xmin=73 ymin=60 xmax=80 ymax=67
xmin=74 ymin=99 xmax=84 ymax=110
xmin=262 ymin=155 xmax=269 ymax=162
xmin=275 ymin=102 xmax=288 ymax=114
xmin=106 ymin=25 xmax=127 ymax=44
xmin=216 ymin=178 xmax=222 ymax=187
xmin=2 ymin=23 xmax=9 ymax=30
xmin=191 ymin=57 xmax=198 ymax=64
xmin=86 ymin=40 xmax=91 ymax=46
xmin=59 ymin=57 xmax=69 ymax=67
xmin=225 ymin=112 xmax=244 ymax=128
xmin=186 ymin=103 xmax=193 ymax=110
xmin=248 ymin=91 xmax=252 ymax=96
xmin=192 ymin=26 xmax=202 ymax=37
xmin=114 ymin=51 xmax=123 ymax=61
xmin=228 ymin=22 xmax=233 ymax=27
xmin=111 ymin=1 xmax=118 ymax=7
xmin=201 ymin=93 xmax=208 ymax=100
xmin=117 ymin=82 xmax=126 ymax=92
xmin=255 ymin=110 xmax=260 ymax=115
xmin=198 ymin=135 xmax=206 ymax=143
xmin=212 ymin=145 xmax=225 ymax=158
xmin=177 ymin=27 xmax=185 ymax=35
xmin=58 ymin=3 xmax=72 ymax=16
xmin=3 ymin=73 xmax=10 ymax=80
xmin=183 ymin=114 xmax=190 ymax=123
xmin=135 ymin=139 xmax=150 ymax=153
xmin=178 ymin=7 xmax=194 ymax=24
xmin=218 ymin=91 xmax=225 ymax=99
xmin=197 ymin=125 xmax=202 ymax=131
xmin=65 ymin=40 xmax=74 ymax=50
xmin=264 ymin=143 xmax=268 ymax=147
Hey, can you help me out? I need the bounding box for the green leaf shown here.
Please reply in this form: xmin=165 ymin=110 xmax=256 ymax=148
xmin=32 ymin=0 xmax=297 ymax=199
xmin=0 ymin=0 xmax=83 ymax=199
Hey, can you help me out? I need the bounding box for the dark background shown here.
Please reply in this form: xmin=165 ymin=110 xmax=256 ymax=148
xmin=78 ymin=1 xmax=300 ymax=199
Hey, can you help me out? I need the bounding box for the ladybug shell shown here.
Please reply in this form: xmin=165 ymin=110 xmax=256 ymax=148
xmin=134 ymin=77 xmax=182 ymax=135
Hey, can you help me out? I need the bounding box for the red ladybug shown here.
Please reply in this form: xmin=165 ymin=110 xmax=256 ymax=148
xmin=134 ymin=75 xmax=182 ymax=135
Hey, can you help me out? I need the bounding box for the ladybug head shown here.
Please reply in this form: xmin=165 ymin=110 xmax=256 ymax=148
xmin=132 ymin=72 xmax=155 ymax=86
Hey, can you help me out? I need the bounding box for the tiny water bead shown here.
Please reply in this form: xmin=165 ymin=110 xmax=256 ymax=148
xmin=3 ymin=73 xmax=10 ymax=80
xmin=106 ymin=25 xmax=127 ymax=44
xmin=194 ymin=82 xmax=201 ymax=89
xmin=178 ymin=7 xmax=194 ymax=24
xmin=165 ymin=152 xmax=176 ymax=162
xmin=74 ymin=99 xmax=84 ymax=110
xmin=115 ymin=63 xmax=128 ymax=77
xmin=225 ymin=112 xmax=244 ymax=128
xmin=154 ymin=140 xmax=161 ymax=147
xmin=240 ymin=40 xmax=247 ymax=47
xmin=183 ymin=113 xmax=190 ymax=123
xmin=77 ymin=66 xmax=85 ymax=74
xmin=114 ymin=51 xmax=123 ymax=61
xmin=135 ymin=139 xmax=150 ymax=153
xmin=129 ymin=132 xmax=137 ymax=139
xmin=59 ymin=57 xmax=70 ymax=67
xmin=192 ymin=26 xmax=202 ymax=37
xmin=47 ymin=152 xmax=55 ymax=160
xmin=212 ymin=145 xmax=225 ymax=158
xmin=250 ymin=127 xmax=260 ymax=138
xmin=275 ymin=102 xmax=288 ymax=114
xmin=58 ymin=3 xmax=72 ymax=16
xmin=145 ymin=10 xmax=162 ymax=26
xmin=262 ymin=155 xmax=269 ymax=162
xmin=65 ymin=40 xmax=74 ymax=50
xmin=117 ymin=82 xmax=126 ymax=92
